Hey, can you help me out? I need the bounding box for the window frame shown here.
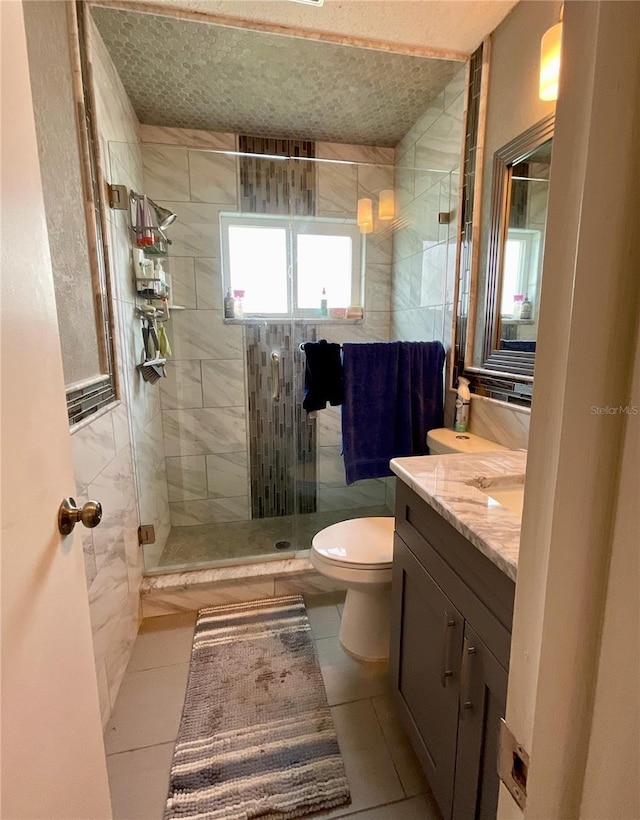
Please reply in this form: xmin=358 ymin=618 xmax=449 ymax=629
xmin=500 ymin=229 xmax=542 ymax=317
xmin=219 ymin=212 xmax=363 ymax=319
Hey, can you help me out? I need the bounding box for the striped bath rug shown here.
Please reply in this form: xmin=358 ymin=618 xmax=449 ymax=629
xmin=165 ymin=595 xmax=350 ymax=820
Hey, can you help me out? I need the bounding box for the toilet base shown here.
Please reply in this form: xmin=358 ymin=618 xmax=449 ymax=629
xmin=339 ymin=585 xmax=391 ymax=662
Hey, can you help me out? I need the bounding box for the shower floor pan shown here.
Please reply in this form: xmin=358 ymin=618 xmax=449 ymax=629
xmin=149 ymin=505 xmax=391 ymax=575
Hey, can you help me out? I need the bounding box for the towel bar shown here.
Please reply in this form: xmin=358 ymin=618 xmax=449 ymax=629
xmin=299 ymin=342 xmax=343 ymax=351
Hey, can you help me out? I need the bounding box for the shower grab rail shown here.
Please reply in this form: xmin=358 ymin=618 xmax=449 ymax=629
xmin=271 ymin=351 xmax=281 ymax=403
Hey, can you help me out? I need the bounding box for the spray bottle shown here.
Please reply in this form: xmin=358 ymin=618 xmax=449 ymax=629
xmin=453 ymin=377 xmax=471 ymax=433
xmin=320 ymin=287 xmax=328 ymax=318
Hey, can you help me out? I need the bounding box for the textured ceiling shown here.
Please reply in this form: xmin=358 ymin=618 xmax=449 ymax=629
xmin=109 ymin=0 xmax=519 ymax=56
xmin=90 ymin=6 xmax=463 ymax=146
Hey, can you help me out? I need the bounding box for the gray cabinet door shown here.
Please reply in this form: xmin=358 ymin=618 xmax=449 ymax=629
xmin=390 ymin=534 xmax=464 ymax=819
xmin=452 ymin=624 xmax=508 ymax=820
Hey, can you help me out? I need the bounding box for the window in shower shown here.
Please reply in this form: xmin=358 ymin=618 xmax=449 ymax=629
xmin=220 ymin=213 xmax=362 ymax=317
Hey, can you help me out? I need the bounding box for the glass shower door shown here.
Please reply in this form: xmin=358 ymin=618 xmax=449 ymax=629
xmin=290 ymin=154 xmax=396 ymax=557
xmin=132 ymin=145 xmax=397 ymax=572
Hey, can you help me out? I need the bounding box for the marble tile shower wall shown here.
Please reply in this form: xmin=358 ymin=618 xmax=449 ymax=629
xmin=381 ymin=67 xmax=466 ymax=513
xmin=390 ymin=68 xmax=532 ymax=454
xmin=315 ymin=141 xmax=396 ymax=512
xmin=140 ymin=128 xmax=396 ymax=523
xmin=391 ymin=67 xmax=466 ymax=349
xmin=67 ymin=19 xmax=170 ymax=727
xmin=141 ymin=130 xmax=248 ymax=529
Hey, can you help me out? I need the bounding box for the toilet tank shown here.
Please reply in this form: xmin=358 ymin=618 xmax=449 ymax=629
xmin=427 ymin=428 xmax=508 ymax=455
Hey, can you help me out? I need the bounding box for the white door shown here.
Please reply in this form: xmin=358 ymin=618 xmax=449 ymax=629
xmin=0 ymin=3 xmax=112 ymax=817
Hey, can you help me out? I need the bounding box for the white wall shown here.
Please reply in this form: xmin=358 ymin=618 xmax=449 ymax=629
xmin=580 ymin=320 xmax=639 ymax=817
xmin=500 ymin=2 xmax=640 ymax=816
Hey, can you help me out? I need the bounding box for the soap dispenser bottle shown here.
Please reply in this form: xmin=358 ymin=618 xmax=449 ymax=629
xmin=454 ymin=377 xmax=471 ymax=433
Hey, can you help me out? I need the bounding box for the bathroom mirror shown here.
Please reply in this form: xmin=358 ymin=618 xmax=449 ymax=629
xmin=458 ymin=114 xmax=554 ymax=402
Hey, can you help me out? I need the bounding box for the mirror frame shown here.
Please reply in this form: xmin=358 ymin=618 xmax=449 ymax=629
xmin=461 ymin=113 xmax=554 ymax=404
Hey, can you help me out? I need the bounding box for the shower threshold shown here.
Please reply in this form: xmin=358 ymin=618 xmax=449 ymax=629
xmin=145 ymin=505 xmax=391 ymax=576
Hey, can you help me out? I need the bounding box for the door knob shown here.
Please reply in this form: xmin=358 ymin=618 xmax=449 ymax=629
xmin=58 ymin=497 xmax=102 ymax=535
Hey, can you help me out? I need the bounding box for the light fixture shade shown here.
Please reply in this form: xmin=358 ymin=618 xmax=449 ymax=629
xmin=378 ymin=189 xmax=395 ymax=221
xmin=539 ymin=22 xmax=562 ymax=101
xmin=357 ymin=197 xmax=373 ymax=234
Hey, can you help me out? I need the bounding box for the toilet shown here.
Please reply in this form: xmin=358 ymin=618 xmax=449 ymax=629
xmin=311 ymin=429 xmax=508 ymax=662
xmin=311 ymin=517 xmax=395 ymax=662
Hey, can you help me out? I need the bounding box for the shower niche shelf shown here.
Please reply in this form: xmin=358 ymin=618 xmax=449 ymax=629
xmin=135 ymin=277 xmax=170 ymax=299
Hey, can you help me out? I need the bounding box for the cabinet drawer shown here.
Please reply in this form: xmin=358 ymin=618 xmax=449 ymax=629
xmin=395 ymin=481 xmax=514 ymax=670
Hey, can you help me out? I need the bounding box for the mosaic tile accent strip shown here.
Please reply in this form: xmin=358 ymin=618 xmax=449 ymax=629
xmin=454 ymin=45 xmax=483 ymax=386
xmin=239 ymin=136 xmax=316 ymax=216
xmin=246 ymin=322 xmax=317 ymax=518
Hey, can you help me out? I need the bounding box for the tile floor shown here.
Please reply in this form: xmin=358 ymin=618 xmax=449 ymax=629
xmin=105 ymin=593 xmax=442 ymax=820
xmin=154 ymin=507 xmax=392 ymax=572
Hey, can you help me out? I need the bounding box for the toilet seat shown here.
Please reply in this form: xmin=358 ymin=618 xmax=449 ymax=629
xmin=311 ymin=517 xmax=394 ymax=568
xmin=311 ymin=551 xmax=393 ymax=586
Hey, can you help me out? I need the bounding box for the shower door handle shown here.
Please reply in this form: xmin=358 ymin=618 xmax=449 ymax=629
xmin=271 ymin=351 xmax=281 ymax=403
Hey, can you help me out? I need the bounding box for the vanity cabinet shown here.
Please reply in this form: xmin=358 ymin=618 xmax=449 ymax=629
xmin=390 ymin=481 xmax=515 ymax=820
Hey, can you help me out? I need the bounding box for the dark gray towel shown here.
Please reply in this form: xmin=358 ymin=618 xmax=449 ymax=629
xmin=302 ymin=340 xmax=344 ymax=412
xmin=341 ymin=341 xmax=445 ymax=484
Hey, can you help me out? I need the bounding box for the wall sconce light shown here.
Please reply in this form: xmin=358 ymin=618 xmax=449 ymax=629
xmin=357 ymin=197 xmax=373 ymax=234
xmin=378 ymin=189 xmax=395 ymax=221
xmin=539 ymin=19 xmax=563 ymax=101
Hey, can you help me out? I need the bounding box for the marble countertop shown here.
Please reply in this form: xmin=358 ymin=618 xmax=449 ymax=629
xmin=390 ymin=450 xmax=527 ymax=581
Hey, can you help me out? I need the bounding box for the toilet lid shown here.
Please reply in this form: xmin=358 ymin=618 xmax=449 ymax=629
xmin=311 ymin=517 xmax=395 ymax=567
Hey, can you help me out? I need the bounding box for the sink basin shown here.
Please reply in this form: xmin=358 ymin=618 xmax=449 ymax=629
xmin=466 ymin=474 xmax=525 ymax=517
xmin=478 ymin=487 xmax=524 ymax=517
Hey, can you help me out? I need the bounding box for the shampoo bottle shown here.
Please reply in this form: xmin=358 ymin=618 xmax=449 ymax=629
xmin=224 ymin=287 xmax=235 ymax=319
xmin=453 ymin=377 xmax=471 ymax=433
xmin=233 ymin=289 xmax=245 ymax=318
xmin=320 ymin=287 xmax=328 ymax=318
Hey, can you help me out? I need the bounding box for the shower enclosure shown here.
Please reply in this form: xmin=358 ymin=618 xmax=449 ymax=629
xmin=115 ymin=139 xmax=400 ymax=574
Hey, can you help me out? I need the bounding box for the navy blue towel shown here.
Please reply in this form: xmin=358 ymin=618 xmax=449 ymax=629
xmin=500 ymin=339 xmax=536 ymax=353
xmin=302 ymin=340 xmax=344 ymax=412
xmin=341 ymin=341 xmax=445 ymax=485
